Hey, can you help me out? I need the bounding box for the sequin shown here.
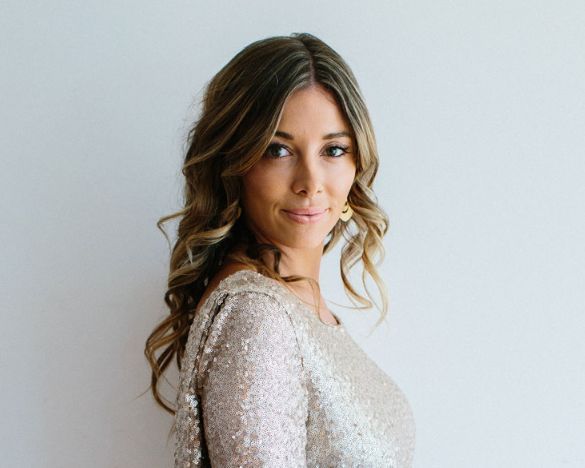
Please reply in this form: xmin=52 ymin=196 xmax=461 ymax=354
xmin=174 ymin=270 xmax=416 ymax=467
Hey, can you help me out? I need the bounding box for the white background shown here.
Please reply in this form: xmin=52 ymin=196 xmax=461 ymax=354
xmin=2 ymin=1 xmax=584 ymax=467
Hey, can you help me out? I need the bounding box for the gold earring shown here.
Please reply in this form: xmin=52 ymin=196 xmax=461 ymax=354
xmin=340 ymin=201 xmax=353 ymax=222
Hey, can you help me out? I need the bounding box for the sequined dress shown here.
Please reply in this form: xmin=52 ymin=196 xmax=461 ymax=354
xmin=174 ymin=269 xmax=416 ymax=467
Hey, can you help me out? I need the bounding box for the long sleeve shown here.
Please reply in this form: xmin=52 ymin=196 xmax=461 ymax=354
xmin=197 ymin=291 xmax=309 ymax=467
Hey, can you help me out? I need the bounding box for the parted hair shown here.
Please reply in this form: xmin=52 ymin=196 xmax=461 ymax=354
xmin=145 ymin=32 xmax=390 ymax=414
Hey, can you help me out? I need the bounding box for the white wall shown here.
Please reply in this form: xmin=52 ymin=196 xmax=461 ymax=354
xmin=2 ymin=1 xmax=584 ymax=467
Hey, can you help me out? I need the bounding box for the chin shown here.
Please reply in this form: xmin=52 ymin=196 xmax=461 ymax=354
xmin=283 ymin=234 xmax=328 ymax=249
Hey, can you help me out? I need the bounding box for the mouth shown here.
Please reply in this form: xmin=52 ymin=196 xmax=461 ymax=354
xmin=282 ymin=208 xmax=328 ymax=224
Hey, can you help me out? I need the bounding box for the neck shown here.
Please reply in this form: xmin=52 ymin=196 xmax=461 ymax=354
xmin=230 ymin=239 xmax=325 ymax=304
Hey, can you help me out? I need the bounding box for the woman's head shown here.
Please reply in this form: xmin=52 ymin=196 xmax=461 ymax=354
xmin=241 ymin=84 xmax=356 ymax=251
xmin=146 ymin=33 xmax=389 ymax=414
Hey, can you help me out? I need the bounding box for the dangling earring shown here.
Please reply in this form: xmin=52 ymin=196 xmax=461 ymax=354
xmin=340 ymin=201 xmax=353 ymax=222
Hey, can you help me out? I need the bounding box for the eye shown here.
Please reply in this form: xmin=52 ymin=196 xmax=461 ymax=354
xmin=264 ymin=143 xmax=291 ymax=159
xmin=263 ymin=142 xmax=351 ymax=159
xmin=324 ymin=144 xmax=351 ymax=158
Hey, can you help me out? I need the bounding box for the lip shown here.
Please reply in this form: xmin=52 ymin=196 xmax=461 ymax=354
xmin=283 ymin=208 xmax=328 ymax=224
xmin=284 ymin=208 xmax=327 ymax=215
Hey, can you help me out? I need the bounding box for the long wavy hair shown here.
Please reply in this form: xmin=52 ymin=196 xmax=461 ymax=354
xmin=145 ymin=32 xmax=390 ymax=415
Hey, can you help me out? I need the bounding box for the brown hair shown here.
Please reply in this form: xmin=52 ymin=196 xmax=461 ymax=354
xmin=145 ymin=32 xmax=390 ymax=414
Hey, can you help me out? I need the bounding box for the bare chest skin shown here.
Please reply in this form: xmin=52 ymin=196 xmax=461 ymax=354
xmin=286 ymin=286 xmax=339 ymax=326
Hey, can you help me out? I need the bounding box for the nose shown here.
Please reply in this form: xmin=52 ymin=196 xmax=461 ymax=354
xmin=291 ymin=152 xmax=324 ymax=198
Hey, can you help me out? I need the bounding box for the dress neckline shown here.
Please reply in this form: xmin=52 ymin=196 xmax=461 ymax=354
xmin=210 ymin=269 xmax=343 ymax=329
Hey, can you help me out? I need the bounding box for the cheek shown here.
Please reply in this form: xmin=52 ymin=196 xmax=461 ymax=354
xmin=241 ymin=167 xmax=280 ymax=209
xmin=330 ymin=162 xmax=356 ymax=196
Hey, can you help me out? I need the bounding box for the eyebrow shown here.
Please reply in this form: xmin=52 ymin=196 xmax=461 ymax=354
xmin=274 ymin=130 xmax=352 ymax=140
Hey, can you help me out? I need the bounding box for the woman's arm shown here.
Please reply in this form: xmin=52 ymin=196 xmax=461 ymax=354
xmin=199 ymin=291 xmax=308 ymax=467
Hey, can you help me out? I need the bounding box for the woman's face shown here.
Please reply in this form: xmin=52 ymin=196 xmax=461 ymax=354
xmin=241 ymin=84 xmax=357 ymax=250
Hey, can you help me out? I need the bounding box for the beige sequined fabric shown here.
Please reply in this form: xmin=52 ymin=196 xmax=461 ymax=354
xmin=174 ymin=270 xmax=416 ymax=467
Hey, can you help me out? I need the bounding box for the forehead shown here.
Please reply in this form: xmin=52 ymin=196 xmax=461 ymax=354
xmin=277 ymin=85 xmax=352 ymax=136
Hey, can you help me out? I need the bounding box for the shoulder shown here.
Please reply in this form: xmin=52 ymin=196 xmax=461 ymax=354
xmin=216 ymin=286 xmax=295 ymax=340
xmin=196 ymin=280 xmax=304 ymax=392
xmin=195 ymin=263 xmax=251 ymax=312
xmin=202 ymin=263 xmax=294 ymax=310
xmin=196 ymin=266 xmax=302 ymax=361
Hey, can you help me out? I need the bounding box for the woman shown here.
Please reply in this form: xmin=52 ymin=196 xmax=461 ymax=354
xmin=145 ymin=32 xmax=416 ymax=467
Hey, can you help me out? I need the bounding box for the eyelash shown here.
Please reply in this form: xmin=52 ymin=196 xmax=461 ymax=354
xmin=264 ymin=143 xmax=351 ymax=159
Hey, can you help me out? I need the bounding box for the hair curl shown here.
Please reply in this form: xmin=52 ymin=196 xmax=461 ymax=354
xmin=145 ymin=32 xmax=390 ymax=415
